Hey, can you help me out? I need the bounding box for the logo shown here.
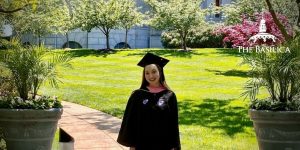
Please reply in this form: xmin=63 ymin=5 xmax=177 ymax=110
xmin=238 ymin=18 xmax=291 ymax=53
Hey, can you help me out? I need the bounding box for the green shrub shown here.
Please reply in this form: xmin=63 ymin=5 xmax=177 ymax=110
xmin=161 ymin=26 xmax=224 ymax=48
xmin=161 ymin=32 xmax=181 ymax=48
xmin=0 ymin=38 xmax=71 ymax=109
xmin=187 ymin=28 xmax=223 ymax=48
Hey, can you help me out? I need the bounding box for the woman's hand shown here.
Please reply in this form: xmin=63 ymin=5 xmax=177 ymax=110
xmin=129 ymin=147 xmax=136 ymax=150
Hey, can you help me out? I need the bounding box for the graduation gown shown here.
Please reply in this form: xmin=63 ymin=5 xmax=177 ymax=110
xmin=117 ymin=88 xmax=181 ymax=150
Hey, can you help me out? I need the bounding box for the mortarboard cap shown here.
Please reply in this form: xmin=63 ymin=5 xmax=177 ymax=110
xmin=137 ymin=53 xmax=169 ymax=68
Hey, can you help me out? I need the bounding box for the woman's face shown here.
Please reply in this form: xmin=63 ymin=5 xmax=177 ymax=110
xmin=144 ymin=64 xmax=160 ymax=86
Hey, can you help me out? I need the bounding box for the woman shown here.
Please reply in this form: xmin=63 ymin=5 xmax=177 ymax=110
xmin=117 ymin=53 xmax=181 ymax=150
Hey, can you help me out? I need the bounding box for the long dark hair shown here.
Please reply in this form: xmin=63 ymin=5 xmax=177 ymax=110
xmin=139 ymin=64 xmax=170 ymax=90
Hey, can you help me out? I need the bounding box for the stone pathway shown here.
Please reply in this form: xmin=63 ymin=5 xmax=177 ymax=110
xmin=59 ymin=101 xmax=127 ymax=150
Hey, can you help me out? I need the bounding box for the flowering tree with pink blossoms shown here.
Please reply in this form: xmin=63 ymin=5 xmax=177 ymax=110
xmin=215 ymin=12 xmax=293 ymax=48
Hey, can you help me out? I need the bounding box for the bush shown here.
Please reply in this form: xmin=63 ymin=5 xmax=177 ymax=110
xmin=187 ymin=28 xmax=223 ymax=48
xmin=0 ymin=96 xmax=62 ymax=109
xmin=161 ymin=32 xmax=181 ymax=48
xmin=161 ymin=26 xmax=224 ymax=48
xmin=0 ymin=66 xmax=15 ymax=97
xmin=215 ymin=12 xmax=293 ymax=48
xmin=0 ymin=38 xmax=72 ymax=109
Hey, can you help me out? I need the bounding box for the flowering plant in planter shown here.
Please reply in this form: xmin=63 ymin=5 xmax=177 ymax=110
xmin=241 ymin=34 xmax=300 ymax=149
xmin=0 ymin=38 xmax=72 ymax=150
xmin=0 ymin=38 xmax=71 ymax=109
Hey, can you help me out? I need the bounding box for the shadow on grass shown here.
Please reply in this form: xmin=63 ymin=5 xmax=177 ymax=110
xmin=63 ymin=49 xmax=119 ymax=58
xmin=178 ymin=99 xmax=252 ymax=136
xmin=205 ymin=69 xmax=250 ymax=78
xmin=126 ymin=49 xmax=207 ymax=58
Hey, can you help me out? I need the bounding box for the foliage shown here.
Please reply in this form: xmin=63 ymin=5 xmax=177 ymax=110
xmin=250 ymin=97 xmax=300 ymax=111
xmin=74 ymin=0 xmax=124 ymax=49
xmin=118 ymin=0 xmax=144 ymax=48
xmin=161 ymin=25 xmax=223 ymax=48
xmin=220 ymin=0 xmax=265 ymax=25
xmin=0 ymin=65 xmax=15 ymax=97
xmin=145 ymin=0 xmax=205 ymax=50
xmin=0 ymin=134 xmax=5 ymax=150
xmin=10 ymin=0 xmax=70 ymax=44
xmin=187 ymin=25 xmax=223 ymax=48
xmin=0 ymin=38 xmax=72 ymax=109
xmin=0 ymin=0 xmax=38 ymax=14
xmin=221 ymin=0 xmax=299 ymax=28
xmin=215 ymin=12 xmax=293 ymax=48
xmin=242 ymin=35 xmax=300 ymax=110
xmin=118 ymin=0 xmax=143 ymax=30
xmin=0 ymin=95 xmax=62 ymax=109
xmin=161 ymin=31 xmax=181 ymax=48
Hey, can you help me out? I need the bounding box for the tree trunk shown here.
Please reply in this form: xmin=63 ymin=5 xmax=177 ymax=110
xmin=179 ymin=30 xmax=188 ymax=51
xmin=0 ymin=4 xmax=28 ymax=13
xmin=19 ymin=82 xmax=28 ymax=100
xmin=38 ymin=35 xmax=41 ymax=47
xmin=183 ymin=31 xmax=187 ymax=51
xmin=265 ymin=0 xmax=292 ymax=41
xmin=87 ymin=31 xmax=89 ymax=48
xmin=105 ymin=32 xmax=110 ymax=50
xmin=124 ymin=28 xmax=128 ymax=49
xmin=182 ymin=36 xmax=187 ymax=51
xmin=99 ymin=27 xmax=110 ymax=50
xmin=179 ymin=31 xmax=184 ymax=50
xmin=66 ymin=32 xmax=69 ymax=48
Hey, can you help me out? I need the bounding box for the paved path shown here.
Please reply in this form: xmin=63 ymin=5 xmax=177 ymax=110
xmin=59 ymin=101 xmax=127 ymax=150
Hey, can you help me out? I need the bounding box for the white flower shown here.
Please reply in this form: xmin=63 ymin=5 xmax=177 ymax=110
xmin=16 ymin=97 xmax=23 ymax=104
xmin=26 ymin=100 xmax=34 ymax=105
xmin=11 ymin=99 xmax=16 ymax=105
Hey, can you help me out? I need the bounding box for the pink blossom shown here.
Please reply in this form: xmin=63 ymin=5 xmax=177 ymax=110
xmin=214 ymin=12 xmax=293 ymax=48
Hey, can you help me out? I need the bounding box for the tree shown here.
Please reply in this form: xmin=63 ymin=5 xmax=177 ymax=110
xmin=10 ymin=0 xmax=70 ymax=46
xmin=119 ymin=0 xmax=144 ymax=49
xmin=74 ymin=0 xmax=123 ymax=50
xmin=221 ymin=0 xmax=265 ymax=25
xmin=60 ymin=0 xmax=81 ymax=48
xmin=222 ymin=0 xmax=299 ymax=31
xmin=265 ymin=0 xmax=294 ymax=41
xmin=0 ymin=0 xmax=37 ymax=36
xmin=145 ymin=0 xmax=205 ymax=51
xmin=0 ymin=0 xmax=37 ymax=14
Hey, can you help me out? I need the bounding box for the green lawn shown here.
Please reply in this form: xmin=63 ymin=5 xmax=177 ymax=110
xmin=40 ymin=48 xmax=258 ymax=150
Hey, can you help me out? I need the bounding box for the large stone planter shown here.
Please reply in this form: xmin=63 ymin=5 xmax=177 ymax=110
xmin=0 ymin=108 xmax=63 ymax=150
xmin=249 ymin=109 xmax=300 ymax=150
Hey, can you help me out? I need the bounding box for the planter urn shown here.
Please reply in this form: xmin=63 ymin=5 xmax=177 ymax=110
xmin=249 ymin=109 xmax=300 ymax=150
xmin=0 ymin=108 xmax=63 ymax=150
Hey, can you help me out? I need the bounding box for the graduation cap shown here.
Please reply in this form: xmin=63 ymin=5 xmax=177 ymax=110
xmin=137 ymin=53 xmax=169 ymax=68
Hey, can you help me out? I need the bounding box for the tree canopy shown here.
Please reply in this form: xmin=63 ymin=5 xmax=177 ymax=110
xmin=145 ymin=0 xmax=205 ymax=50
xmin=10 ymin=0 xmax=70 ymax=45
xmin=74 ymin=0 xmax=125 ymax=49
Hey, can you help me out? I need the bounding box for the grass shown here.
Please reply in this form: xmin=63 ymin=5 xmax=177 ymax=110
xmin=39 ymin=48 xmax=258 ymax=150
xmin=51 ymin=129 xmax=60 ymax=150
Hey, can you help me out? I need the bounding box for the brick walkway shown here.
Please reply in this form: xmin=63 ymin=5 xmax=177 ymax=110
xmin=59 ymin=101 xmax=127 ymax=150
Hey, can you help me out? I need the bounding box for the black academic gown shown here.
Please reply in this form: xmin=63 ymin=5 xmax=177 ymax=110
xmin=117 ymin=88 xmax=181 ymax=150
